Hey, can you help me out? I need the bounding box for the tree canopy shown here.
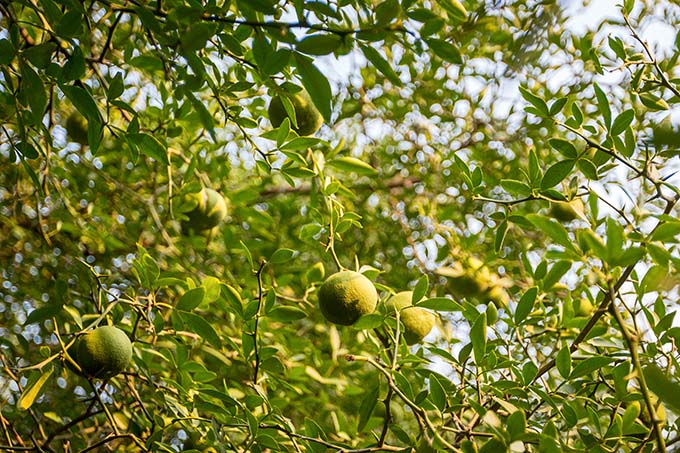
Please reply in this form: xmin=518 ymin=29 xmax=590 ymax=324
xmin=2 ymin=0 xmax=680 ymax=452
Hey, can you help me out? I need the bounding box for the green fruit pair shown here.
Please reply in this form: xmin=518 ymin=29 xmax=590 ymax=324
xmin=318 ymin=271 xmax=378 ymax=326
xmin=385 ymin=291 xmax=435 ymax=345
xmin=181 ymin=188 xmax=228 ymax=234
xmin=69 ymin=326 xmax=133 ymax=379
xmin=268 ymin=88 xmax=323 ymax=136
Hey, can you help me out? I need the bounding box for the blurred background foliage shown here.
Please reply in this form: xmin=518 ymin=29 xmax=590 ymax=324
xmin=2 ymin=0 xmax=680 ymax=451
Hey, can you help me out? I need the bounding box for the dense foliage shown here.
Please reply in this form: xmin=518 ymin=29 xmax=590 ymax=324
xmin=2 ymin=0 xmax=680 ymax=451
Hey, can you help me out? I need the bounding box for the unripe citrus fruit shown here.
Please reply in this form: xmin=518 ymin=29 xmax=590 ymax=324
xmin=181 ymin=188 xmax=227 ymax=233
xmin=318 ymin=271 xmax=378 ymax=325
xmin=385 ymin=291 xmax=435 ymax=345
xmin=268 ymin=89 xmax=323 ymax=136
xmin=549 ymin=199 xmax=584 ymax=222
xmin=66 ymin=112 xmax=89 ymax=146
xmin=573 ymin=298 xmax=594 ymax=317
xmin=73 ymin=326 xmax=132 ymax=379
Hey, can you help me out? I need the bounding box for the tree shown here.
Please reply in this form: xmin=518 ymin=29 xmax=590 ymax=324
xmin=1 ymin=0 xmax=680 ymax=451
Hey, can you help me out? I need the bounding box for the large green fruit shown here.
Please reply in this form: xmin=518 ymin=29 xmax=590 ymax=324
xmin=268 ymin=89 xmax=323 ymax=136
xmin=318 ymin=271 xmax=378 ymax=325
xmin=66 ymin=112 xmax=89 ymax=146
xmin=385 ymin=291 xmax=435 ymax=345
xmin=73 ymin=326 xmax=132 ymax=379
xmin=181 ymin=188 xmax=228 ymax=233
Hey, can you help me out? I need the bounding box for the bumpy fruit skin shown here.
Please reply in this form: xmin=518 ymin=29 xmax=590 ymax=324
xmin=181 ymin=188 xmax=227 ymax=233
xmin=318 ymin=271 xmax=377 ymax=325
xmin=74 ymin=326 xmax=132 ymax=379
xmin=66 ymin=112 xmax=89 ymax=146
xmin=268 ymin=89 xmax=323 ymax=136
xmin=549 ymin=199 xmax=584 ymax=222
xmin=385 ymin=291 xmax=435 ymax=345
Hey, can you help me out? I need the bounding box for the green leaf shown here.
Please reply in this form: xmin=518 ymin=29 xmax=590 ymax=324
xmin=500 ymin=179 xmax=531 ymax=197
xmin=177 ymin=287 xmax=206 ymax=311
xmin=270 ymin=248 xmax=297 ymax=264
xmin=526 ymin=214 xmax=578 ymax=253
xmin=519 ymin=86 xmax=548 ymax=116
xmin=127 ymin=133 xmax=169 ymax=164
xmin=23 ymin=42 xmax=56 ymax=69
xmin=594 ymin=83 xmax=611 ymax=128
xmin=361 ymin=45 xmax=401 ymax=86
xmin=611 ymin=109 xmax=634 ymax=136
xmin=548 ymin=139 xmax=577 ymax=158
xmin=412 ymin=275 xmax=429 ymax=303
xmin=470 ymin=312 xmax=487 ymax=365
xmin=20 ymin=61 xmax=46 ymax=123
xmin=571 ymin=356 xmax=615 ymax=379
xmin=425 ymin=38 xmax=462 ymax=64
xmin=60 ymin=84 xmax=100 ymax=122
xmin=650 ymin=221 xmax=680 ymax=242
xmin=327 ymin=157 xmax=377 ymax=176
xmin=297 ymin=34 xmax=342 ymax=56
xmin=0 ymin=39 xmax=15 ymax=65
xmin=541 ymin=160 xmax=574 ymax=189
xmin=181 ymin=22 xmax=217 ymax=52
xmin=294 ymin=53 xmax=332 ymax=122
xmin=507 ymin=410 xmax=527 ymax=441
xmin=514 ymin=286 xmax=537 ymax=324
xmin=18 ymin=368 xmax=54 ymax=410
xmin=639 ymin=92 xmax=669 ymax=111
xmin=267 ymin=306 xmax=307 ymax=322
xmin=429 ymin=373 xmax=447 ymax=411
xmin=179 ymin=311 xmax=221 ymax=348
xmin=357 ymin=384 xmax=379 ymax=432
xmin=352 ymin=313 xmax=384 ymax=330
xmin=556 ymin=347 xmax=572 ymax=379
xmin=416 ymin=297 xmax=462 ymax=311
xmin=643 ymin=363 xmax=680 ymax=413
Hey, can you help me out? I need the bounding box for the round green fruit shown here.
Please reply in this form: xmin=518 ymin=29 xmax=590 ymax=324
xmin=318 ymin=271 xmax=378 ymax=326
xmin=268 ymin=89 xmax=323 ymax=136
xmin=181 ymin=188 xmax=228 ymax=233
xmin=73 ymin=326 xmax=132 ymax=379
xmin=549 ymin=199 xmax=584 ymax=222
xmin=573 ymin=298 xmax=594 ymax=317
xmin=629 ymin=395 xmax=666 ymax=426
xmin=66 ymin=112 xmax=89 ymax=146
xmin=385 ymin=291 xmax=435 ymax=345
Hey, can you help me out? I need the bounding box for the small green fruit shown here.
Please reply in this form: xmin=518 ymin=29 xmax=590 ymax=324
xmin=318 ymin=271 xmax=378 ymax=325
xmin=549 ymin=199 xmax=585 ymax=222
xmin=385 ymin=291 xmax=435 ymax=345
xmin=73 ymin=326 xmax=132 ymax=379
xmin=181 ymin=188 xmax=228 ymax=233
xmin=66 ymin=112 xmax=89 ymax=146
xmin=268 ymin=88 xmax=323 ymax=136
xmin=573 ymin=298 xmax=594 ymax=317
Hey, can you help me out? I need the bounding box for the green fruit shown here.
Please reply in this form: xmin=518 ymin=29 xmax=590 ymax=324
xmin=318 ymin=271 xmax=378 ymax=325
xmin=436 ymin=258 xmax=491 ymax=299
xmin=385 ymin=291 xmax=435 ymax=345
xmin=573 ymin=298 xmax=594 ymax=317
xmin=181 ymin=188 xmax=228 ymax=233
xmin=629 ymin=395 xmax=666 ymax=426
xmin=66 ymin=112 xmax=89 ymax=146
xmin=485 ymin=285 xmax=509 ymax=309
xmin=549 ymin=199 xmax=584 ymax=222
xmin=268 ymin=88 xmax=323 ymax=136
xmin=74 ymin=326 xmax=132 ymax=379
